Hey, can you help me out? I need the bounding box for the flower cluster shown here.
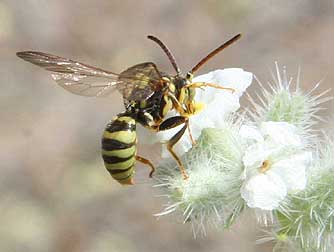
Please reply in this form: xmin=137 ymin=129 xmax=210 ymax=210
xmin=270 ymin=136 xmax=334 ymax=252
xmin=150 ymin=64 xmax=332 ymax=251
xmin=240 ymin=121 xmax=312 ymax=211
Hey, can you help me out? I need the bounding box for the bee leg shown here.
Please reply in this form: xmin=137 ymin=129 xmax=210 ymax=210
xmin=166 ymin=123 xmax=189 ymax=180
xmin=158 ymin=116 xmax=189 ymax=180
xmin=187 ymin=121 xmax=196 ymax=146
xmin=158 ymin=116 xmax=187 ymax=131
xmin=135 ymin=155 xmax=156 ymax=178
xmin=186 ymin=82 xmax=235 ymax=93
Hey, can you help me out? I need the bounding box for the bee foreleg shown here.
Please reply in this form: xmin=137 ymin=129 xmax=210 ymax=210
xmin=186 ymin=82 xmax=235 ymax=93
xmin=167 ymin=92 xmax=186 ymax=114
xmin=135 ymin=155 xmax=156 ymax=178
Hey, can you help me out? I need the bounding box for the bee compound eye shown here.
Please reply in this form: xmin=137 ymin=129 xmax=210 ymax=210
xmin=186 ymin=72 xmax=193 ymax=80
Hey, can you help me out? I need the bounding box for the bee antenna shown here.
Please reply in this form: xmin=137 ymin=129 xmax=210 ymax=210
xmin=147 ymin=35 xmax=180 ymax=74
xmin=190 ymin=33 xmax=242 ymax=74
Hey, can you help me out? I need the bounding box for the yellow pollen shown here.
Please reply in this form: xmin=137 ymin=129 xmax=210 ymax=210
xmin=259 ymin=160 xmax=272 ymax=173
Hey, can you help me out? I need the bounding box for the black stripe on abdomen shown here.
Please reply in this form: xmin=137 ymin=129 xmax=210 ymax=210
xmin=102 ymin=154 xmax=134 ymax=164
xmin=102 ymin=115 xmax=137 ymax=185
xmin=108 ymin=165 xmax=133 ymax=175
xmin=102 ymin=138 xmax=135 ymax=150
xmin=105 ymin=120 xmax=136 ymax=133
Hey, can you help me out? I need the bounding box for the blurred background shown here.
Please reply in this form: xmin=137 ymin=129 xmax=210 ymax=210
xmin=1 ymin=0 xmax=333 ymax=251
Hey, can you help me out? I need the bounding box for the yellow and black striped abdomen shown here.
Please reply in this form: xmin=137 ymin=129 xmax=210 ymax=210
xmin=102 ymin=116 xmax=137 ymax=185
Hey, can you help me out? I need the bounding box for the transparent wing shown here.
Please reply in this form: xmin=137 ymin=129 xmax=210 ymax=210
xmin=17 ymin=51 xmax=165 ymax=99
xmin=118 ymin=62 xmax=163 ymax=101
xmin=17 ymin=51 xmax=122 ymax=97
xmin=50 ymin=73 xmax=121 ymax=97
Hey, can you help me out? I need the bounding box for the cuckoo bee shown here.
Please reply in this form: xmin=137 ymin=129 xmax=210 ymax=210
xmin=17 ymin=33 xmax=241 ymax=185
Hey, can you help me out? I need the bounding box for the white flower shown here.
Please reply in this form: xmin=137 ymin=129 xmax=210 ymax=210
xmin=154 ymin=68 xmax=253 ymax=157
xmin=240 ymin=121 xmax=312 ymax=210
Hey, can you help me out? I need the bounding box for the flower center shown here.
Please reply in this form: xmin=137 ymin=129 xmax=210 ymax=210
xmin=259 ymin=160 xmax=272 ymax=173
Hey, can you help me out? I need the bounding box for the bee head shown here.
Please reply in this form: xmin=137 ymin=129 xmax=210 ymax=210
xmin=185 ymin=72 xmax=193 ymax=82
xmin=173 ymin=72 xmax=193 ymax=90
xmin=171 ymin=72 xmax=196 ymax=107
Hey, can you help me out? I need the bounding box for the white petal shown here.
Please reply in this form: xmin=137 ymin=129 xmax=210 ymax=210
xmin=194 ymin=69 xmax=253 ymax=97
xmin=241 ymin=172 xmax=287 ymax=210
xmin=137 ymin=124 xmax=160 ymax=144
xmin=192 ymin=71 xmax=216 ymax=102
xmin=260 ymin=121 xmax=302 ymax=147
xmin=271 ymin=151 xmax=312 ymax=191
xmin=192 ymin=92 xmax=240 ymax=129
xmin=211 ymin=69 xmax=253 ymax=97
xmin=239 ymin=125 xmax=264 ymax=143
xmin=243 ymin=143 xmax=267 ymax=170
xmin=193 ymin=68 xmax=253 ymax=103
xmin=187 ymin=69 xmax=253 ymax=137
xmin=242 ymin=142 xmax=278 ymax=171
xmin=192 ymin=70 xmax=215 ymax=83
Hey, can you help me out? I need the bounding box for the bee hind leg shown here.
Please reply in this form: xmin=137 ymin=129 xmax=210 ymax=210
xmin=135 ymin=155 xmax=156 ymax=178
